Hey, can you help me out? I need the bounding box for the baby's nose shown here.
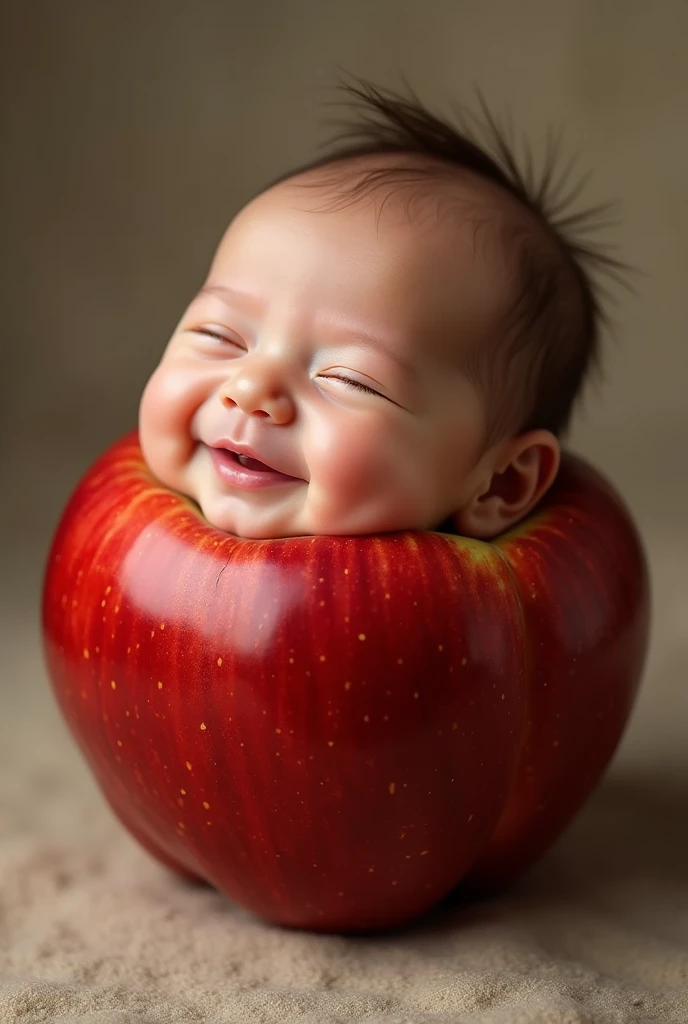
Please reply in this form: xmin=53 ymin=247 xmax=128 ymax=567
xmin=219 ymin=372 xmax=295 ymax=425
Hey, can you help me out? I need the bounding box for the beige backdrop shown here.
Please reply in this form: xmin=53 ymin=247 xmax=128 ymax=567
xmin=2 ymin=2 xmax=688 ymax=1022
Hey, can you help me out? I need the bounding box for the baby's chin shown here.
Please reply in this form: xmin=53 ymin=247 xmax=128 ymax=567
xmin=195 ymin=494 xmax=449 ymax=541
xmin=192 ymin=479 xmax=313 ymax=540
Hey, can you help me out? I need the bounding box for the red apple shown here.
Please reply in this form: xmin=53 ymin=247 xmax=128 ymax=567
xmin=41 ymin=431 xmax=649 ymax=932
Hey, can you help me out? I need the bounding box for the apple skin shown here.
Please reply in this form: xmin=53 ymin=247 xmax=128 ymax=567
xmin=42 ymin=431 xmax=649 ymax=933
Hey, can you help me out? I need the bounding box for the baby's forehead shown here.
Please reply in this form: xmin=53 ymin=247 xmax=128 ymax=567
xmin=215 ymin=155 xmax=557 ymax=366
xmin=256 ymin=155 xmax=549 ymax=296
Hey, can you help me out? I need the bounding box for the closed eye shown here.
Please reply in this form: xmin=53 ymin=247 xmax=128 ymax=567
xmin=194 ymin=326 xmax=245 ymax=348
xmin=318 ymin=374 xmax=385 ymax=398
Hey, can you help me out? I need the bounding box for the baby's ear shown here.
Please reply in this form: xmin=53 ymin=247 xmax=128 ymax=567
xmin=454 ymin=430 xmax=560 ymax=540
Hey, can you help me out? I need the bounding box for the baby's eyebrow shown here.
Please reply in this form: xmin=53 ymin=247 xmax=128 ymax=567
xmin=198 ymin=283 xmax=266 ymax=317
xmin=328 ymin=323 xmax=420 ymax=382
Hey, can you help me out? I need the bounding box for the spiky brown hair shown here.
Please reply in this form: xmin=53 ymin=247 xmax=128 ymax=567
xmin=266 ymin=76 xmax=629 ymax=447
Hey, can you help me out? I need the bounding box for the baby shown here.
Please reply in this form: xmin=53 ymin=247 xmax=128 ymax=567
xmin=139 ymin=80 xmax=616 ymax=541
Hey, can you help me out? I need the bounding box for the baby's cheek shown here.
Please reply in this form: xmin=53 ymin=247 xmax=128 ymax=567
xmin=307 ymin=414 xmax=414 ymax=517
xmin=309 ymin=418 xmax=373 ymax=488
xmin=139 ymin=361 xmax=204 ymax=478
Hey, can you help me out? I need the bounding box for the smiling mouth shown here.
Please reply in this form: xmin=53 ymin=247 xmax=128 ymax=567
xmin=208 ymin=445 xmax=302 ymax=489
xmin=232 ymin=451 xmax=274 ymax=472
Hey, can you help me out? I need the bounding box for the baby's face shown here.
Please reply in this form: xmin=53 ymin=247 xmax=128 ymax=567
xmin=139 ymin=175 xmax=505 ymax=539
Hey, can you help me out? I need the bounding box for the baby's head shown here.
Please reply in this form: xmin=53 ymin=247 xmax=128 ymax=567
xmin=140 ymin=81 xmax=615 ymax=540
